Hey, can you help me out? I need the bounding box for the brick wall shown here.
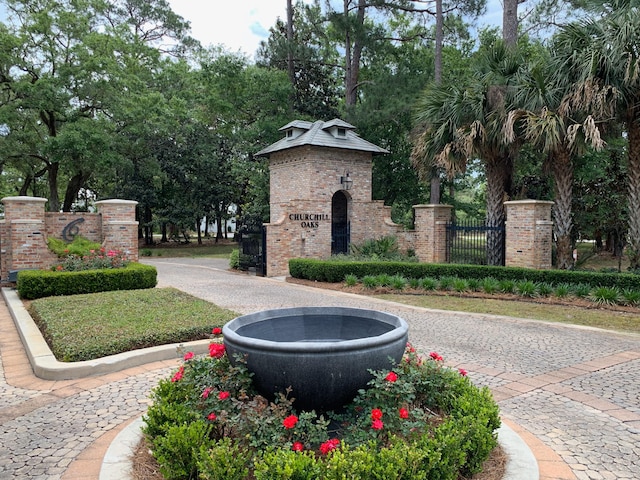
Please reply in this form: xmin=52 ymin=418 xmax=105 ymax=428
xmin=505 ymin=200 xmax=554 ymax=270
xmin=0 ymin=196 xmax=138 ymax=282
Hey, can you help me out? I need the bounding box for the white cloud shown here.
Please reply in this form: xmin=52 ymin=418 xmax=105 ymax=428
xmin=167 ymin=0 xmax=294 ymax=55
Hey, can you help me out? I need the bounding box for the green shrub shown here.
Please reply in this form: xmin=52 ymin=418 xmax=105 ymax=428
xmin=621 ymin=289 xmax=640 ymax=306
xmin=140 ymin=248 xmax=153 ymax=257
xmin=537 ymin=282 xmax=554 ymax=296
xmin=376 ymin=273 xmax=394 ymax=287
xmin=389 ymin=275 xmax=407 ymax=290
xmin=515 ymin=280 xmax=537 ymax=297
xmin=482 ymin=277 xmax=500 ymax=294
xmin=438 ymin=276 xmax=457 ymax=291
xmin=453 ymin=278 xmax=469 ymax=293
xmin=590 ymin=286 xmax=621 ymax=305
xmin=408 ymin=277 xmax=422 ymax=289
xmin=152 ymin=421 xmax=215 ymax=480
xmin=467 ymin=278 xmax=481 ymax=292
xmin=498 ymin=279 xmax=515 ymax=294
xmin=146 ymin=346 xmax=500 ymax=480
xmin=288 ymin=258 xmax=640 ymax=290
xmin=229 ymin=249 xmax=240 ymax=269
xmin=421 ymin=277 xmax=438 ymax=290
xmin=572 ymin=283 xmax=592 ymax=298
xmin=362 ymin=275 xmax=379 ymax=289
xmin=344 ymin=274 xmax=358 ymax=286
xmin=198 ymin=438 xmax=252 ymax=480
xmin=553 ymin=283 xmax=571 ymax=298
xmin=47 ymin=235 xmax=102 ymax=257
xmin=17 ymin=262 xmax=157 ymax=299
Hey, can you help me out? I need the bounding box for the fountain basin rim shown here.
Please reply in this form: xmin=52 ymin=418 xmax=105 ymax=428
xmin=222 ymin=306 xmax=408 ymax=354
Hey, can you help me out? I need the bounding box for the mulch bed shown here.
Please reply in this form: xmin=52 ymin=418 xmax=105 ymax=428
xmin=285 ymin=277 xmax=640 ymax=314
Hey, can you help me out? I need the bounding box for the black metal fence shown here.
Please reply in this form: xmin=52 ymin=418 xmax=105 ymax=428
xmin=240 ymin=225 xmax=266 ymax=276
xmin=445 ymin=219 xmax=505 ymax=266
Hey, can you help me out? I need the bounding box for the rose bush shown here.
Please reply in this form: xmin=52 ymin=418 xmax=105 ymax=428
xmin=143 ymin=334 xmax=501 ymax=480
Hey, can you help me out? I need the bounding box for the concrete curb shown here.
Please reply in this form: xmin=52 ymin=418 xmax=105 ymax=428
xmin=1 ymin=287 xmax=212 ymax=380
xmin=99 ymin=416 xmax=539 ymax=480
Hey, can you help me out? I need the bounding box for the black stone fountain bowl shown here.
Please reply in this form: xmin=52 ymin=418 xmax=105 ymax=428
xmin=222 ymin=306 xmax=409 ymax=412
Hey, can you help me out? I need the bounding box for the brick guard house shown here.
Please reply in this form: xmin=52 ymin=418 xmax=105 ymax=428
xmin=256 ymin=118 xmax=553 ymax=277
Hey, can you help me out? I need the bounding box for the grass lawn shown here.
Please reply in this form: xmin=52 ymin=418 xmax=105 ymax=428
xmin=139 ymin=239 xmax=236 ymax=258
xmin=379 ymin=293 xmax=640 ymax=334
xmin=28 ymin=288 xmax=237 ymax=362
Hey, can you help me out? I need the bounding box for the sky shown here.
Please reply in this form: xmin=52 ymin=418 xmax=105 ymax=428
xmin=167 ymin=0 xmax=503 ymax=57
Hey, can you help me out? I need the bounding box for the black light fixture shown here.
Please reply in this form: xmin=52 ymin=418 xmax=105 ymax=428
xmin=340 ymin=171 xmax=353 ymax=190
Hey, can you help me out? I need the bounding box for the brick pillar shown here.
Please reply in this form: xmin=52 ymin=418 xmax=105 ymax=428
xmin=504 ymin=200 xmax=554 ymax=270
xmin=1 ymin=196 xmax=49 ymax=281
xmin=96 ymin=200 xmax=139 ymax=262
xmin=413 ymin=204 xmax=452 ymax=263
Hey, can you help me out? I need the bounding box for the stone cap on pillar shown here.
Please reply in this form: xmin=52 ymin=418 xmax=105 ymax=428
xmin=95 ymin=199 xmax=138 ymax=207
xmin=1 ymin=196 xmax=48 ymax=204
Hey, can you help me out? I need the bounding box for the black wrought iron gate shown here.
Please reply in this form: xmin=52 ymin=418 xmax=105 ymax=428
xmin=240 ymin=224 xmax=266 ymax=276
xmin=445 ymin=219 xmax=505 ymax=266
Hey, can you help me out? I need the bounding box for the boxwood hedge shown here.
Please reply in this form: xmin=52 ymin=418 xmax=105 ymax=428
xmin=17 ymin=262 xmax=157 ymax=300
xmin=289 ymin=258 xmax=640 ymax=290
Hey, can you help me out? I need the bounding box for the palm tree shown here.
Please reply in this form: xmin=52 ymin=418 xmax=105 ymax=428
xmin=411 ymin=40 xmax=522 ymax=266
xmin=555 ymin=0 xmax=640 ymax=269
xmin=503 ymin=56 xmax=606 ymax=269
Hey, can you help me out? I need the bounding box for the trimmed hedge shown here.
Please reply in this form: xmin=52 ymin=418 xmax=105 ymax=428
xmin=17 ymin=262 xmax=157 ymax=299
xmin=289 ymin=258 xmax=640 ymax=290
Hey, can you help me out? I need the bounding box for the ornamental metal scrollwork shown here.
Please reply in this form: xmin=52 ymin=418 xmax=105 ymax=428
xmin=62 ymin=217 xmax=85 ymax=242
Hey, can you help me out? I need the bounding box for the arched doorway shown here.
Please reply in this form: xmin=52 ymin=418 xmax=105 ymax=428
xmin=331 ymin=191 xmax=350 ymax=254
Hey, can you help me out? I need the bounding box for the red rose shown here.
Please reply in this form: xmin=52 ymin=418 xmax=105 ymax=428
xmin=385 ymin=371 xmax=398 ymax=382
xmin=320 ymin=438 xmax=340 ymax=455
xmin=183 ymin=351 xmax=194 ymax=361
xmin=399 ymin=408 xmax=409 ymax=419
xmin=171 ymin=366 xmax=184 ymax=382
xmin=371 ymin=419 xmax=384 ymax=430
xmin=218 ymin=391 xmax=230 ymax=400
xmin=207 ymin=412 xmax=217 ymax=421
xmin=212 ymin=327 xmax=222 ymax=335
xmin=283 ymin=415 xmax=298 ymax=429
xmin=209 ymin=343 xmax=225 ymax=358
xmin=201 ymin=387 xmax=212 ymax=399
xmin=371 ymin=408 xmax=383 ymax=421
xmin=429 ymin=351 xmax=443 ymax=362
xmin=292 ymin=442 xmax=304 ymax=452
xmin=459 ymin=368 xmax=468 ymax=376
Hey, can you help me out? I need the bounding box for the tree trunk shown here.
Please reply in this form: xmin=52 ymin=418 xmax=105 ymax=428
xmin=503 ymin=0 xmax=519 ymax=48
xmin=551 ymin=148 xmax=574 ymax=269
xmin=62 ymin=171 xmax=91 ymax=212
xmin=627 ymin=119 xmax=640 ymax=269
xmin=196 ymin=219 xmax=202 ymax=245
xmin=485 ymin=157 xmax=508 ymax=266
xmin=47 ymin=162 xmax=60 ymax=212
xmin=434 ymin=0 xmax=443 ymax=84
xmin=430 ymin=169 xmax=441 ymax=204
xmin=344 ymin=0 xmax=365 ymax=106
xmin=286 ymin=0 xmax=295 ymax=87
xmin=428 ymin=0 xmax=444 ymax=204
